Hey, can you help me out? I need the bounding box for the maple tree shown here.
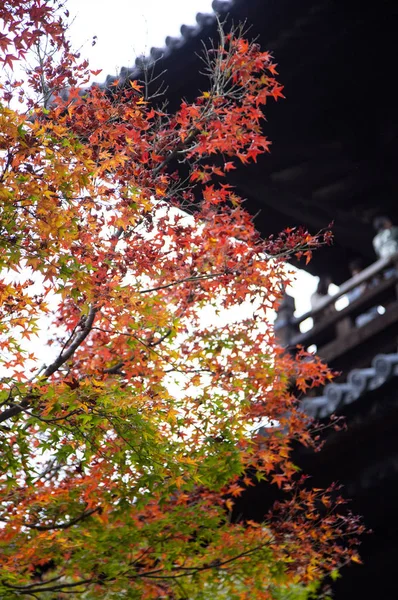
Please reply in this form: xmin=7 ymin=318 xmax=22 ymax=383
xmin=0 ymin=2 xmax=362 ymax=598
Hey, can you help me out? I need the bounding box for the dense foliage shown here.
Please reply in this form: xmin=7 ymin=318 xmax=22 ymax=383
xmin=0 ymin=2 xmax=362 ymax=598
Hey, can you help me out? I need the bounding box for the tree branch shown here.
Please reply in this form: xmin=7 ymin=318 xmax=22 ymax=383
xmin=0 ymin=306 xmax=97 ymax=424
xmin=2 ymin=578 xmax=94 ymax=593
xmin=24 ymin=507 xmax=100 ymax=531
xmin=139 ymin=272 xmax=229 ymax=295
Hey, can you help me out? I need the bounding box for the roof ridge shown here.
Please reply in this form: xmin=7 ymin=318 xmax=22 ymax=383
xmin=301 ymin=352 xmax=398 ymax=419
xmin=97 ymin=0 xmax=236 ymax=89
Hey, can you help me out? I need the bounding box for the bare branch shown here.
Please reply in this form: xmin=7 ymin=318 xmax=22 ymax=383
xmin=138 ymin=272 xmax=230 ymax=295
xmin=24 ymin=507 xmax=100 ymax=531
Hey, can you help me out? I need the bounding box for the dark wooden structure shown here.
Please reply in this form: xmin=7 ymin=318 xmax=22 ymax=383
xmin=251 ymin=256 xmax=398 ymax=599
xmin=102 ymin=1 xmax=398 ymax=596
xmin=290 ymin=254 xmax=398 ymax=372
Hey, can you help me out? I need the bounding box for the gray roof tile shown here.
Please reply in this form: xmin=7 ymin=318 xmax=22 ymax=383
xmin=301 ymin=353 xmax=398 ymax=419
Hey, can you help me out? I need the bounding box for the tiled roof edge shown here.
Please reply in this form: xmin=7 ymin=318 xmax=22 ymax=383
xmin=301 ymin=353 xmax=398 ymax=419
xmin=97 ymin=1 xmax=236 ymax=90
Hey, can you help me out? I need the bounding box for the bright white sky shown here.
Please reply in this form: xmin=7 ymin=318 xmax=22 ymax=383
xmin=65 ymin=0 xmax=319 ymax=315
xmin=66 ymin=0 xmax=215 ymax=81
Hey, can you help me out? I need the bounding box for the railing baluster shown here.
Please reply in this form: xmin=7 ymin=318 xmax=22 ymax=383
xmin=283 ymin=253 xmax=398 ymax=362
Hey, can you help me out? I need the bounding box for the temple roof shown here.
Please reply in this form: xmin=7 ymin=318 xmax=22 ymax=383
xmin=302 ymin=352 xmax=398 ymax=419
xmin=97 ymin=0 xmax=398 ymax=282
xmin=97 ymin=0 xmax=235 ymax=89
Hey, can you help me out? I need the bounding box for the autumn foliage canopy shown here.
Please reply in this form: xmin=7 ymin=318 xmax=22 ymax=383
xmin=0 ymin=2 xmax=362 ymax=598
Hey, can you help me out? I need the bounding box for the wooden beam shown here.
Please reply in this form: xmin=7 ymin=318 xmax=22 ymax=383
xmin=293 ymin=254 xmax=397 ymax=326
xmin=320 ymin=301 xmax=398 ymax=366
xmin=312 ymin=169 xmax=378 ymax=205
xmin=270 ymin=156 xmax=353 ymax=189
xmin=230 ymin=174 xmax=371 ymax=254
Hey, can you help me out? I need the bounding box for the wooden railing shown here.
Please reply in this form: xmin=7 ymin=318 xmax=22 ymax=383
xmin=277 ymin=254 xmax=398 ymax=371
